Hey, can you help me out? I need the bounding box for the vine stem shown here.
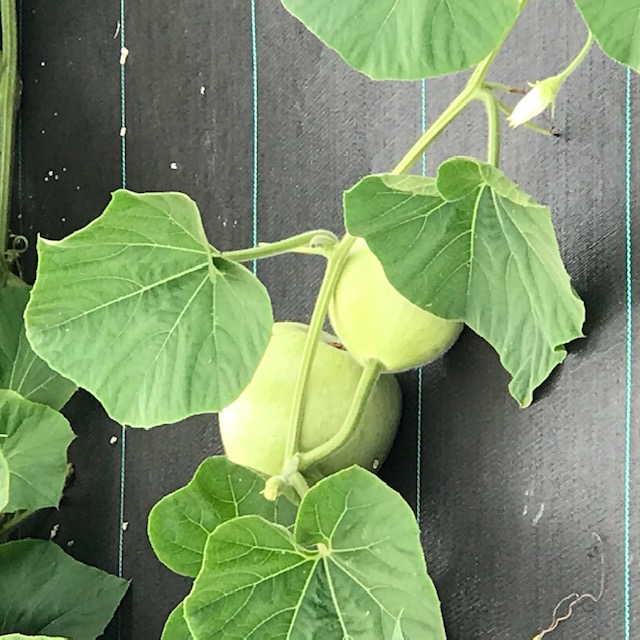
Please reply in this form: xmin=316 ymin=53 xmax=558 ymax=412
xmin=299 ymin=359 xmax=383 ymax=470
xmin=477 ymin=89 xmax=501 ymax=166
xmin=282 ymin=234 xmax=356 ymax=465
xmin=0 ymin=0 xmax=18 ymax=285
xmin=556 ymin=32 xmax=593 ymax=84
xmin=0 ymin=510 xmax=32 ymax=541
xmin=221 ymin=229 xmax=338 ymax=262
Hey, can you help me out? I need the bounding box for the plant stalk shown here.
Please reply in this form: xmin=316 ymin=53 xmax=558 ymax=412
xmin=299 ymin=359 xmax=383 ymax=470
xmin=557 ymin=32 xmax=593 ymax=84
xmin=221 ymin=229 xmax=338 ymax=262
xmin=282 ymin=234 xmax=356 ymax=465
xmin=477 ymin=89 xmax=501 ymax=166
xmin=0 ymin=509 xmax=32 ymax=541
xmin=0 ymin=0 xmax=18 ymax=286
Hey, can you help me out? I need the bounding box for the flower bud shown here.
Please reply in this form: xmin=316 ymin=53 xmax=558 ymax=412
xmin=508 ymin=75 xmax=562 ymax=128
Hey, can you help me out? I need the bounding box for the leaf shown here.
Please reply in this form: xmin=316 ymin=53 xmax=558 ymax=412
xmin=25 ymin=190 xmax=273 ymax=428
xmin=0 ymin=285 xmax=76 ymax=411
xmin=574 ymin=0 xmax=640 ymax=72
xmin=280 ymin=0 xmax=520 ymax=80
xmin=183 ymin=467 xmax=445 ymax=640
xmin=0 ymin=448 xmax=8 ymax=512
xmin=161 ymin=602 xmax=194 ymax=640
xmin=345 ymin=157 xmax=585 ymax=407
xmin=148 ymin=456 xmax=296 ymax=578
xmin=0 ymin=390 xmax=75 ymax=513
xmin=0 ymin=635 xmax=68 ymax=639
xmin=0 ymin=539 xmax=129 ymax=639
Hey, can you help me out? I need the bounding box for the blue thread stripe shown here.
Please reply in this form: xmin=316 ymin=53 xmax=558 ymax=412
xmin=118 ymin=0 xmax=126 ymax=586
xmin=416 ymin=78 xmax=427 ymax=524
xmin=624 ymin=65 xmax=633 ymax=640
xmin=250 ymin=0 xmax=258 ymax=272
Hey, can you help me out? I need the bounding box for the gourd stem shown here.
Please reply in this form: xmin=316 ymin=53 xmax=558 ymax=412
xmin=557 ymin=32 xmax=593 ymax=84
xmin=282 ymin=234 xmax=356 ymax=465
xmin=0 ymin=0 xmax=19 ymax=286
xmin=0 ymin=509 xmax=32 ymax=541
xmin=299 ymin=359 xmax=383 ymax=471
xmin=220 ymin=229 xmax=338 ymax=262
xmin=477 ymin=89 xmax=501 ymax=166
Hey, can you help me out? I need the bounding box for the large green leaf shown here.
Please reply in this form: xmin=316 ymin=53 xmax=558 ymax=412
xmin=149 ymin=456 xmax=296 ymax=578
xmin=162 ymin=603 xmax=194 ymax=640
xmin=183 ymin=466 xmax=445 ymax=639
xmin=280 ymin=0 xmax=520 ymax=80
xmin=0 ymin=635 xmax=68 ymax=639
xmin=25 ymin=190 xmax=273 ymax=428
xmin=0 ymin=448 xmax=9 ymax=512
xmin=574 ymin=0 xmax=640 ymax=72
xmin=0 ymin=539 xmax=128 ymax=639
xmin=0 ymin=390 xmax=74 ymax=513
xmin=345 ymin=157 xmax=585 ymax=407
xmin=0 ymin=285 xmax=76 ymax=411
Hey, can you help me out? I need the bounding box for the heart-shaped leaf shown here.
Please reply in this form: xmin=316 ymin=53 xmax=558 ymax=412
xmin=345 ymin=157 xmax=585 ymax=407
xmin=574 ymin=0 xmax=640 ymax=72
xmin=0 ymin=539 xmax=128 ymax=639
xmin=184 ymin=466 xmax=445 ymax=639
xmin=25 ymin=190 xmax=273 ymax=428
xmin=161 ymin=602 xmax=193 ymax=640
xmin=280 ymin=0 xmax=520 ymax=79
xmin=149 ymin=456 xmax=296 ymax=578
xmin=0 ymin=390 xmax=74 ymax=514
xmin=0 ymin=285 xmax=76 ymax=411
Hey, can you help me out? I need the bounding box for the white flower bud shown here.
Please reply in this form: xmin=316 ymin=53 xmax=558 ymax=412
xmin=508 ymin=75 xmax=562 ymax=128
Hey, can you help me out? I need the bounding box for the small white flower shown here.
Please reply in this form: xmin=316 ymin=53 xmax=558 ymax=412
xmin=508 ymin=75 xmax=562 ymax=128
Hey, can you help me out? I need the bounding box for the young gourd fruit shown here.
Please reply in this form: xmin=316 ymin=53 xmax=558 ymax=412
xmin=219 ymin=321 xmax=401 ymax=484
xmin=329 ymin=238 xmax=463 ymax=372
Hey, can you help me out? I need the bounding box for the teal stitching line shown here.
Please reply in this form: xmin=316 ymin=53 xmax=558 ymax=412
xmin=118 ymin=0 xmax=126 ymax=584
xmin=416 ymin=78 xmax=426 ymax=524
xmin=251 ymin=0 xmax=258 ymax=273
xmin=624 ymin=65 xmax=632 ymax=640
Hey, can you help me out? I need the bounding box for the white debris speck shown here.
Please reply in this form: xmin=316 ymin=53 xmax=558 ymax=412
xmin=76 ymin=185 xmax=81 ymax=190
xmin=110 ymin=436 xmax=118 ymax=445
xmin=40 ymin=61 xmax=45 ymax=67
xmin=532 ymin=503 xmax=545 ymax=526
xmin=61 ymin=217 xmax=66 ymax=222
xmin=120 ymin=47 xmax=129 ymax=65
xmin=54 ymin=174 xmax=59 ymax=181
xmin=62 ymin=167 xmax=67 ymax=172
xmin=200 ymin=85 xmax=206 ymax=95
xmin=119 ymin=126 xmax=127 ymax=137
xmin=122 ymin=521 xmax=129 ymax=531
xmin=40 ymin=129 xmax=45 ymax=134
xmin=48 ymin=170 xmax=54 ymax=176
xmin=170 ymin=162 xmax=178 ymax=170
xmin=44 ymin=176 xmax=49 ymax=182
xmin=114 ymin=21 xmax=121 ymax=39
xmin=372 ymin=459 xmax=380 ymax=470
xmin=53 ymin=111 xmax=58 ymax=117
xmin=49 ymin=523 xmax=60 ymax=539
xmin=222 ymin=220 xmax=227 ymax=228
xmin=522 ymin=504 xmax=528 ymax=517
xmin=67 ymin=539 xmax=75 ymax=547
